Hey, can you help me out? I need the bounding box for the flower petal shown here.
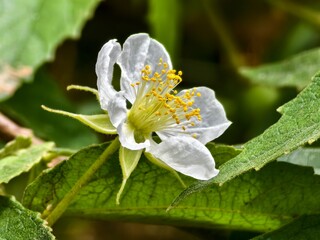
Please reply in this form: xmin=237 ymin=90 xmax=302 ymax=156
xmin=147 ymin=136 xmax=219 ymax=180
xmin=117 ymin=33 xmax=172 ymax=103
xmin=157 ymin=87 xmax=231 ymax=144
xmin=117 ymin=121 xmax=150 ymax=150
xmin=106 ymin=92 xmax=128 ymax=128
xmin=96 ymin=39 xmax=121 ymax=110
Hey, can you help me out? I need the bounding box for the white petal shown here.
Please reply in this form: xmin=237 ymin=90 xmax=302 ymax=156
xmin=147 ymin=136 xmax=219 ymax=180
xmin=117 ymin=121 xmax=150 ymax=150
xmin=157 ymin=87 xmax=231 ymax=144
xmin=117 ymin=33 xmax=172 ymax=103
xmin=106 ymin=92 xmax=128 ymax=128
xmin=96 ymin=39 xmax=121 ymax=110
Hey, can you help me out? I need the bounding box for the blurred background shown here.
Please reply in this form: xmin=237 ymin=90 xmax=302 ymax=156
xmin=2 ymin=0 xmax=320 ymax=239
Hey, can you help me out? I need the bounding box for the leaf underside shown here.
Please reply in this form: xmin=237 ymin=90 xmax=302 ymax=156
xmin=278 ymin=147 xmax=320 ymax=174
xmin=0 ymin=196 xmax=54 ymax=239
xmin=240 ymin=48 xmax=320 ymax=89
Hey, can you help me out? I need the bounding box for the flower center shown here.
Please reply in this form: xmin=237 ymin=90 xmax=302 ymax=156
xmin=127 ymin=59 xmax=202 ymax=137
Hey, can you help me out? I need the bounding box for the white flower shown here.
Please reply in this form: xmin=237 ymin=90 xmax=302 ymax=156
xmin=43 ymin=33 xmax=231 ymax=204
xmin=96 ymin=33 xmax=231 ymax=183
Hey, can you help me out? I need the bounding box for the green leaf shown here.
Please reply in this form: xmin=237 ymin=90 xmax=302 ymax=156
xmin=0 ymin=142 xmax=54 ymax=184
xmin=23 ymin=143 xmax=320 ymax=232
xmin=278 ymin=147 xmax=320 ymax=174
xmin=240 ymin=48 xmax=320 ymax=89
xmin=0 ymin=136 xmax=31 ymax=159
xmin=170 ymin=72 xmax=320 ymax=207
xmin=253 ymin=215 xmax=320 ymax=240
xmin=206 ymin=143 xmax=242 ymax=166
xmin=0 ymin=0 xmax=100 ymax=80
xmin=0 ymin=196 xmax=54 ymax=239
xmin=144 ymin=151 xmax=186 ymax=188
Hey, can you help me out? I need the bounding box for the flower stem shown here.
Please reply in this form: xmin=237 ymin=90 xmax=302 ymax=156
xmin=201 ymin=0 xmax=245 ymax=68
xmin=267 ymin=0 xmax=320 ymax=28
xmin=44 ymin=137 xmax=120 ymax=226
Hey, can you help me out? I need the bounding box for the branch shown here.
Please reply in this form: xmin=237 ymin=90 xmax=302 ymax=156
xmin=0 ymin=112 xmax=42 ymax=144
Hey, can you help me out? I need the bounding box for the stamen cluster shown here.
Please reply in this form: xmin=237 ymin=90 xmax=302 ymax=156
xmin=128 ymin=59 xmax=202 ymax=135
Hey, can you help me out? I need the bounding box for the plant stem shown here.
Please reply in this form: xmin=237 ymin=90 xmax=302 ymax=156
xmin=50 ymin=147 xmax=77 ymax=157
xmin=201 ymin=0 xmax=245 ymax=68
xmin=0 ymin=112 xmax=42 ymax=144
xmin=44 ymin=137 xmax=120 ymax=226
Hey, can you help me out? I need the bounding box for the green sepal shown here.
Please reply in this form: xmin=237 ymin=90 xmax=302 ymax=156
xmin=42 ymin=105 xmax=117 ymax=135
xmin=67 ymin=85 xmax=99 ymax=100
xmin=144 ymin=151 xmax=186 ymax=188
xmin=117 ymin=146 xmax=143 ymax=204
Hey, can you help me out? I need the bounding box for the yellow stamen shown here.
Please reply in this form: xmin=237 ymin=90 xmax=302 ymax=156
xmin=127 ymin=59 xmax=202 ymax=136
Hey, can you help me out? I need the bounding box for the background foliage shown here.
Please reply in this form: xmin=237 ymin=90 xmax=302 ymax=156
xmin=1 ymin=0 xmax=320 ymax=239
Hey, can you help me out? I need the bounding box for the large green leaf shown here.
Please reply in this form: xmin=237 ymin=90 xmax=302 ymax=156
xmin=170 ymin=73 xmax=320 ymax=207
xmin=240 ymin=48 xmax=320 ymax=89
xmin=0 ymin=196 xmax=55 ymax=239
xmin=0 ymin=142 xmax=54 ymax=184
xmin=0 ymin=0 xmax=100 ymax=100
xmin=23 ymin=142 xmax=320 ymax=232
xmin=253 ymin=215 xmax=320 ymax=240
xmin=278 ymin=147 xmax=320 ymax=174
